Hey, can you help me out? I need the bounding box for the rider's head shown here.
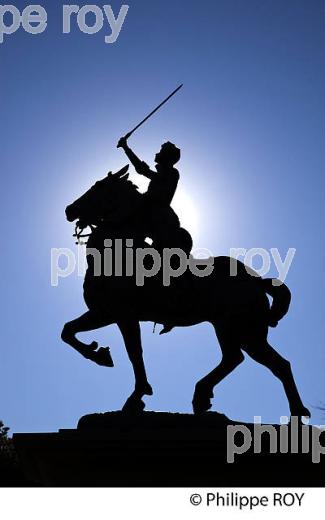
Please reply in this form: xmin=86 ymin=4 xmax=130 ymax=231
xmin=155 ymin=142 xmax=181 ymax=166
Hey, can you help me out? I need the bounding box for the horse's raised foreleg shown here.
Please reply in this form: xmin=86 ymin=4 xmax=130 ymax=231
xmin=193 ymin=323 xmax=244 ymax=414
xmin=243 ymin=341 xmax=311 ymax=419
xmin=117 ymin=319 xmax=153 ymax=413
xmin=61 ymin=311 xmax=114 ymax=367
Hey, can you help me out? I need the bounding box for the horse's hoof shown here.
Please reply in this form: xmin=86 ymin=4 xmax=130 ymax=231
xmin=95 ymin=347 xmax=114 ymax=367
xmin=122 ymin=394 xmax=146 ymax=414
xmin=192 ymin=384 xmax=213 ymax=415
xmin=85 ymin=346 xmax=114 ymax=367
xmin=192 ymin=398 xmax=212 ymax=415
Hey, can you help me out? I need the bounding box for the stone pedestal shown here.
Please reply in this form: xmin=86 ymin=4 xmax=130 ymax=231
xmin=13 ymin=412 xmax=325 ymax=487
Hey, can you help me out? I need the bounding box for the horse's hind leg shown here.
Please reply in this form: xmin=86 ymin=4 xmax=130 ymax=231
xmin=243 ymin=340 xmax=310 ymax=418
xmin=118 ymin=319 xmax=153 ymax=413
xmin=192 ymin=323 xmax=244 ymax=414
xmin=61 ymin=311 xmax=114 ymax=367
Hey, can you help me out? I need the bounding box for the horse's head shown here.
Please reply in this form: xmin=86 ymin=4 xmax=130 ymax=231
xmin=65 ymin=165 xmax=137 ymax=225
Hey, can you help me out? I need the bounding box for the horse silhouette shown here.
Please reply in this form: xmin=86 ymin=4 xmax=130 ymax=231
xmin=61 ymin=166 xmax=310 ymax=419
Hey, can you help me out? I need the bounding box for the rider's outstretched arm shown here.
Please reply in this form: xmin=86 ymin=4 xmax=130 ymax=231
xmin=117 ymin=137 xmax=154 ymax=179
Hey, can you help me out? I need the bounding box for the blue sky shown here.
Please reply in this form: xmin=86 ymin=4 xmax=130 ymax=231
xmin=1 ymin=0 xmax=325 ymax=432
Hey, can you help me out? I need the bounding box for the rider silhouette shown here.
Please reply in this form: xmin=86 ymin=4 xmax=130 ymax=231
xmin=117 ymin=136 xmax=191 ymax=334
xmin=117 ymin=137 xmax=180 ymax=205
xmin=117 ymin=137 xmax=182 ymax=250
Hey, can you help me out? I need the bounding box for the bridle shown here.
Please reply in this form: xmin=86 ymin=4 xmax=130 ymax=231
xmin=73 ymin=222 xmax=96 ymax=245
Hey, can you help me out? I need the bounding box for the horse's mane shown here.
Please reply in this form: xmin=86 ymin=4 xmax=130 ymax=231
xmin=111 ymin=174 xmax=142 ymax=201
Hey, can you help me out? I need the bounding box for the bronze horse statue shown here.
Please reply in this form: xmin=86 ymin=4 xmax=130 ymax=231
xmin=61 ymin=166 xmax=310 ymax=419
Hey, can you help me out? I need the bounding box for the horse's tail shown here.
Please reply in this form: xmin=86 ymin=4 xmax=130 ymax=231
xmin=262 ymin=278 xmax=291 ymax=328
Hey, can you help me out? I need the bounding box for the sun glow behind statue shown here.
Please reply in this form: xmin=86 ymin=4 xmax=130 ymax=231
xmin=171 ymin=188 xmax=200 ymax=245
